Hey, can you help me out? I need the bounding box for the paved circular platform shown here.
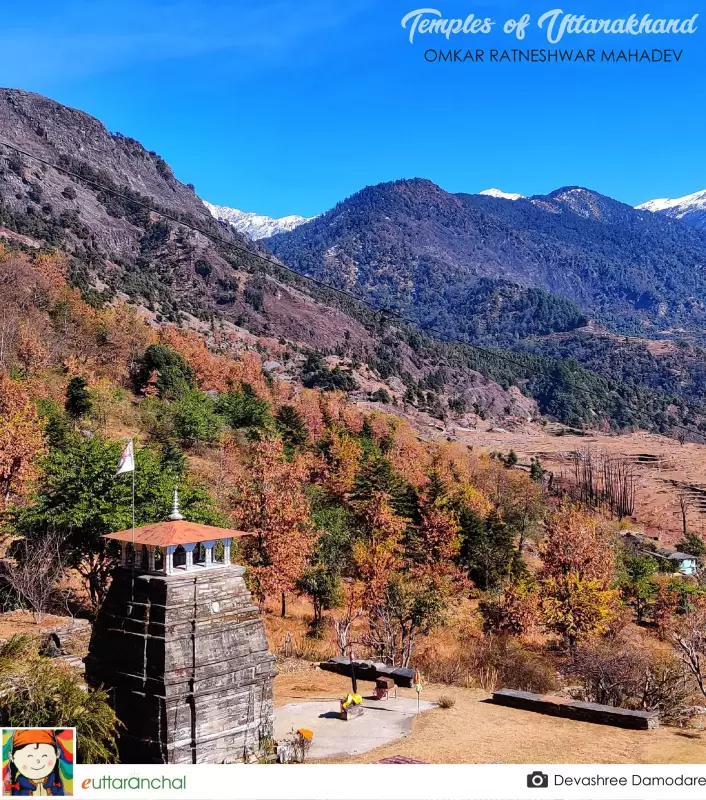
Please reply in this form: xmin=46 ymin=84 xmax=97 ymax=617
xmin=274 ymin=696 xmax=436 ymax=760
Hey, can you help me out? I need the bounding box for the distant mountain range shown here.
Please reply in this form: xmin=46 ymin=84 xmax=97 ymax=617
xmin=205 ymin=186 xmax=706 ymax=241
xmin=203 ymin=200 xmax=314 ymax=239
xmin=1 ymin=87 xmax=705 ymax=435
xmin=266 ymin=179 xmax=706 ymax=337
xmin=637 ymin=189 xmax=706 ymax=230
xmin=203 ymin=189 xmax=524 ymax=240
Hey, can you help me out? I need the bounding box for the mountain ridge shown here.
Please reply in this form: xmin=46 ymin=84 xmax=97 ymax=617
xmin=637 ymin=189 xmax=706 ymax=229
xmin=0 ymin=89 xmax=702 ymax=437
xmin=267 ymin=178 xmax=706 ymax=335
xmin=203 ymin=200 xmax=314 ymax=239
xmin=0 ymin=88 xmax=549 ymax=429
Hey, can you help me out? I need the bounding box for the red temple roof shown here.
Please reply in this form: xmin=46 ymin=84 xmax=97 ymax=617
xmin=104 ymin=519 xmax=252 ymax=547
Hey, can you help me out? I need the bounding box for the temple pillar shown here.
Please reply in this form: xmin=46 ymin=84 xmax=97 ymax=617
xmin=184 ymin=542 xmax=196 ymax=570
xmin=203 ymin=540 xmax=215 ymax=567
xmin=223 ymin=537 xmax=232 ymax=566
xmin=165 ymin=545 xmax=176 ymax=575
xmin=147 ymin=546 xmax=156 ymax=572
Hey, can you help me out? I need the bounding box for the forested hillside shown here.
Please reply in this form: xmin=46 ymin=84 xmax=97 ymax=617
xmin=4 ymin=92 xmax=706 ymax=756
xmin=267 ymin=179 xmax=706 ymax=335
xmin=1 ymin=89 xmax=704 ymax=439
xmin=4 ymin=242 xmax=706 ymax=757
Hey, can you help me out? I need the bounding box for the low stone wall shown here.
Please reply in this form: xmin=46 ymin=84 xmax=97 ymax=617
xmin=0 ymin=613 xmax=91 ymax=655
xmin=319 ymin=657 xmax=415 ymax=688
xmin=491 ymin=688 xmax=659 ymax=730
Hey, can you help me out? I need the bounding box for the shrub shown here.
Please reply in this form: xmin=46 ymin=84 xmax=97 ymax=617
xmin=416 ymin=634 xmax=557 ymax=694
xmin=141 ymin=392 xmax=222 ymax=448
xmin=135 ymin=344 xmax=195 ymax=399
xmin=301 ymin=353 xmax=357 ymax=392
xmin=170 ymin=390 xmax=223 ymax=447
xmin=571 ymin=635 xmax=693 ymax=724
xmin=296 ymin=565 xmax=342 ymax=627
xmin=276 ymin=404 xmax=309 ymax=448
xmin=65 ymin=376 xmax=92 ymax=419
xmin=291 ymin=728 xmax=313 ymax=763
xmin=448 ymin=396 xmax=468 ymax=414
xmin=0 ymin=637 xmax=120 ymax=763
xmin=244 ymin=276 xmax=265 ymax=311
xmin=479 ymin=579 xmax=539 ymax=636
xmin=303 ymin=365 xmax=357 ymax=392
xmin=371 ymin=387 xmax=391 ymax=404
xmin=216 ymin=384 xmax=272 ymax=432
xmin=437 ymin=695 xmax=456 ymax=709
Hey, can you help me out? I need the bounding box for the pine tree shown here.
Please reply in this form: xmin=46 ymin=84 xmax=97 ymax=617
xmin=65 ymin=376 xmax=92 ymax=419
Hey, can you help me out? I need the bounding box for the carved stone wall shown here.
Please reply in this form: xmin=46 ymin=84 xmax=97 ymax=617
xmin=85 ymin=566 xmax=276 ymax=764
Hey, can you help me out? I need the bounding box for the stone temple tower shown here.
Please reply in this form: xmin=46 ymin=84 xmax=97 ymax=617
xmin=85 ymin=493 xmax=276 ymax=764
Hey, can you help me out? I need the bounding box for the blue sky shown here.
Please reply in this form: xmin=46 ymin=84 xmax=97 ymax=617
xmin=1 ymin=0 xmax=704 ymax=217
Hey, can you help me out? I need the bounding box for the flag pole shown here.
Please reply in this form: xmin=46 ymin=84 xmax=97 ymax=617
xmin=116 ymin=437 xmax=136 ymax=594
xmin=131 ymin=446 xmax=135 ymax=547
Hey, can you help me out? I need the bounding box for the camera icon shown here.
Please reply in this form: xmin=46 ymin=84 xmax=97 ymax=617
xmin=527 ymin=771 xmax=549 ymax=789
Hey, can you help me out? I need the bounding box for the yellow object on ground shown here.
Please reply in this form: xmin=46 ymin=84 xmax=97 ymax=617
xmin=341 ymin=693 xmax=363 ymax=710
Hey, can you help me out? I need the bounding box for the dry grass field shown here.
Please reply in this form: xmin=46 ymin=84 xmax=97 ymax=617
xmin=274 ymin=670 xmax=706 ymax=764
xmin=440 ymin=426 xmax=706 ymax=545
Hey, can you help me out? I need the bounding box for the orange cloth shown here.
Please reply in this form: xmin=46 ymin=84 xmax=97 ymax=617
xmin=11 ymin=729 xmax=57 ymax=750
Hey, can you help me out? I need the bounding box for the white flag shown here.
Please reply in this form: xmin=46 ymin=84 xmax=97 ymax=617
xmin=116 ymin=439 xmax=135 ymax=475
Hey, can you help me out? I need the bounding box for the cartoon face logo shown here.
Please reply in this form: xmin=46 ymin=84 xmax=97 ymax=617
xmin=11 ymin=741 xmax=57 ymax=783
xmin=2 ymin=728 xmax=74 ymax=797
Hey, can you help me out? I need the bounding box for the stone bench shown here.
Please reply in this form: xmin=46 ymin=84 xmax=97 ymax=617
xmin=491 ymin=688 xmax=659 ymax=730
xmin=319 ymin=657 xmax=415 ymax=688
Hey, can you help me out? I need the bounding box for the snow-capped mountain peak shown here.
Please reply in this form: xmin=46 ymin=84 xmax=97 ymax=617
xmin=636 ymin=189 xmax=706 ymax=229
xmin=478 ymin=188 xmax=524 ymax=201
xmin=203 ymin=201 xmax=314 ymax=240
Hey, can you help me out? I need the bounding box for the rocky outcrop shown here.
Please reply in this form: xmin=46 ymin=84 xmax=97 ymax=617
xmin=0 ymin=89 xmax=233 ymax=256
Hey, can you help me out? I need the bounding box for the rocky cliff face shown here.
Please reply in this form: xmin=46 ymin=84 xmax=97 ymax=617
xmin=0 ymin=89 xmax=236 ymax=254
xmin=0 ymin=89 xmax=268 ymax=324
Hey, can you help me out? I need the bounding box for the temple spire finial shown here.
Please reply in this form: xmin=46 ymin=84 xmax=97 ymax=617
xmin=168 ymin=487 xmax=184 ymax=521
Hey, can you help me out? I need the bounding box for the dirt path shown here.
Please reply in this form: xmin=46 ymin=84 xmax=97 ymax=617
xmin=274 ymin=671 xmax=706 ymax=764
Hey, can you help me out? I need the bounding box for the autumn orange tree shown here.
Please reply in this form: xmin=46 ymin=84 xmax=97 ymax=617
xmin=539 ymin=506 xmax=618 ymax=649
xmin=320 ymin=429 xmax=362 ymax=498
xmin=0 ymin=375 xmax=43 ymax=518
xmin=541 ymin=574 xmax=617 ymax=651
xmin=414 ymin=502 xmax=461 ymax=570
xmin=480 ymin=577 xmax=540 ymax=636
xmin=410 ymin=500 xmax=467 ymax=602
xmin=352 ymin=491 xmax=406 ymax=605
xmin=351 ymin=490 xmax=468 ymax=667
xmin=232 ymin=437 xmax=314 ymax=616
xmin=652 ymin=577 xmax=682 ymax=639
xmin=541 ymin=505 xmax=615 ymax=581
